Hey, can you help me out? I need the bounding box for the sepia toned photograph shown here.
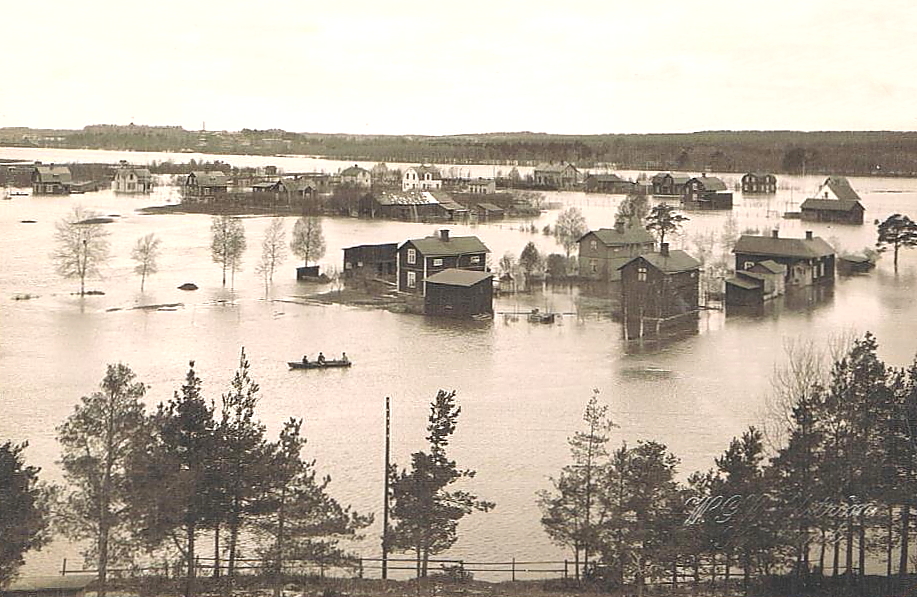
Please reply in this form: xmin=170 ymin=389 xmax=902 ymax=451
xmin=2 ymin=2 xmax=917 ymax=597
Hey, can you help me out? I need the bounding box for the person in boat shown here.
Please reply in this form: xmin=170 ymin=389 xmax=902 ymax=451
xmin=341 ymin=352 xmax=348 ymax=363
xmin=317 ymin=352 xmax=326 ymax=365
xmin=302 ymin=355 xmax=308 ymax=364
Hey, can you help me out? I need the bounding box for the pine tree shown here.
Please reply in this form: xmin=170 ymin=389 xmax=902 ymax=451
xmin=0 ymin=441 xmax=50 ymax=587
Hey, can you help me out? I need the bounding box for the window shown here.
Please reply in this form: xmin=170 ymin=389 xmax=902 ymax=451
xmin=590 ymin=259 xmax=598 ymax=273
xmin=590 ymin=240 xmax=597 ymax=251
xmin=744 ymin=261 xmax=755 ymax=270
xmin=470 ymin=256 xmax=481 ymax=264
xmin=433 ymin=258 xmax=443 ymax=267
xmin=637 ymin=266 xmax=647 ymax=281
xmin=407 ymin=248 xmax=416 ymax=264
xmin=407 ymin=271 xmax=416 ymax=288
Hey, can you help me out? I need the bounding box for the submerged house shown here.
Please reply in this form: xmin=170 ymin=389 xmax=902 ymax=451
xmin=424 ymin=269 xmax=494 ymax=318
xmin=683 ymin=175 xmax=732 ymax=209
xmin=533 ymin=163 xmax=581 ymax=189
xmin=799 ymin=176 xmax=865 ymax=224
xmin=31 ymin=165 xmax=72 ymax=194
xmin=577 ymin=224 xmax=656 ymax=280
xmin=741 ymin=172 xmax=777 ymax=194
xmin=618 ymin=244 xmax=701 ymax=340
xmin=651 ymin=172 xmax=690 ymax=196
xmin=733 ymin=230 xmax=835 ymax=288
xmin=397 ymin=229 xmax=489 ymax=295
xmin=112 ymin=165 xmax=153 ymax=193
xmin=343 ymin=243 xmax=397 ymax=279
xmin=584 ymin=173 xmax=635 ymax=194
xmin=725 ymin=260 xmax=787 ymax=306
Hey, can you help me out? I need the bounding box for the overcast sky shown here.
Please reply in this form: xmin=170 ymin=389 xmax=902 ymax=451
xmin=3 ymin=0 xmax=916 ymax=135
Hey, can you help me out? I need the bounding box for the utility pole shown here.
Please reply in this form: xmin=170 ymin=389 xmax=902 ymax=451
xmin=382 ymin=396 xmax=391 ymax=579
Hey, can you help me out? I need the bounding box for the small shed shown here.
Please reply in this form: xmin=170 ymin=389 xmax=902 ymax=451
xmin=343 ymin=243 xmax=397 ymax=278
xmin=423 ymin=269 xmax=493 ymax=318
xmin=1 ymin=576 xmax=96 ymax=597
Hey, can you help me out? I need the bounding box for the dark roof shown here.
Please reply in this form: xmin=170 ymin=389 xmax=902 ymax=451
xmin=726 ymin=276 xmax=762 ymax=290
xmin=425 ymin=268 xmax=493 ymax=287
xmin=816 ymin=176 xmax=863 ymax=202
xmin=188 ymin=171 xmax=228 ymax=186
xmin=617 ymin=250 xmax=700 ymax=273
xmin=839 ymin=253 xmax=872 ymax=264
xmin=690 ymin=176 xmax=727 ymax=191
xmin=751 ymin=259 xmax=787 ymax=275
xmin=733 ymin=234 xmax=835 ymax=258
xmin=468 ymin=177 xmax=495 ymax=185
xmin=744 ymin=172 xmax=775 ymax=179
xmin=429 ymin=190 xmax=468 ymax=212
xmin=651 ymin=172 xmax=671 ymax=182
xmin=341 ymin=165 xmax=369 ymax=177
xmin=3 ymin=576 xmax=96 ymax=592
xmin=800 ymin=198 xmax=863 ymax=212
xmin=404 ymin=235 xmax=490 ymax=256
xmin=535 ymin=162 xmax=578 ymax=173
xmin=476 ymin=202 xmax=504 ymax=212
xmin=587 ymin=173 xmax=626 ymax=183
xmin=115 ymin=167 xmax=152 ymax=180
xmin=580 ymin=227 xmax=655 ymax=246
xmin=343 ymin=243 xmax=397 ymax=251
xmin=34 ymin=165 xmax=72 ymax=184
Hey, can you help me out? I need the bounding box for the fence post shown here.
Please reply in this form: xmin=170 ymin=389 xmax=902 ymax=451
xmin=320 ymin=559 xmax=324 ymax=579
xmin=511 ymin=558 xmax=515 ymax=582
xmin=459 ymin=560 xmax=464 ymax=579
xmin=564 ymin=560 xmax=568 ymax=580
xmin=358 ymin=557 xmax=363 ymax=579
xmin=61 ymin=558 xmax=67 ymax=576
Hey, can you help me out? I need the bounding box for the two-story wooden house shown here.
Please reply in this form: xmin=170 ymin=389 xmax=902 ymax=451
xmin=583 ymin=173 xmax=635 ymax=194
xmin=533 ymin=163 xmax=581 ymax=189
xmin=683 ymin=175 xmax=732 ymax=209
xmin=733 ymin=230 xmax=835 ymax=287
xmin=32 ymin=165 xmax=72 ymax=195
xmin=651 ymin=172 xmax=690 ymax=196
xmin=340 ymin=164 xmax=372 ymax=188
xmin=799 ymin=176 xmax=865 ymax=225
xmin=741 ymin=172 xmax=777 ymax=194
xmin=183 ymin=171 xmax=229 ymax=200
xmin=112 ymin=166 xmax=153 ymax=193
xmin=343 ymin=243 xmax=397 ymax=279
xmin=467 ymin=178 xmax=496 ymax=194
xmin=618 ymin=244 xmax=701 ymax=340
xmin=577 ymin=224 xmax=656 ymax=280
xmin=397 ymin=230 xmax=489 ymax=295
xmin=403 ymin=165 xmax=442 ymax=191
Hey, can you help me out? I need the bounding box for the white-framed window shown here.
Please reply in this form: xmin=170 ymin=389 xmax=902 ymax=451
xmin=590 ymin=259 xmax=598 ymax=273
xmin=470 ymin=255 xmax=481 ymax=264
xmin=637 ymin=266 xmax=647 ymax=282
xmin=407 ymin=271 xmax=416 ymax=288
xmin=744 ymin=261 xmax=755 ymax=270
xmin=433 ymin=258 xmax=443 ymax=267
xmin=407 ymin=248 xmax=416 ymax=264
xmin=590 ymin=240 xmax=597 ymax=251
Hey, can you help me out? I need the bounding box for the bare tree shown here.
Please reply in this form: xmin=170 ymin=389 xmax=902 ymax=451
xmin=211 ymin=215 xmax=247 ymax=288
xmin=554 ymin=207 xmax=588 ymax=258
xmin=256 ymin=217 xmax=287 ymax=291
xmin=131 ymin=233 xmax=161 ymax=292
xmin=290 ymin=217 xmax=326 ymax=267
xmin=52 ymin=206 xmax=111 ymax=295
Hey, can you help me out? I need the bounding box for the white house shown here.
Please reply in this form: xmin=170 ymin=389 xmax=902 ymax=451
xmin=403 ymin=165 xmax=442 ymax=191
xmin=112 ymin=166 xmax=153 ymax=193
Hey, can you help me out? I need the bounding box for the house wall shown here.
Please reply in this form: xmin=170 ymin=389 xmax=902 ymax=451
xmin=424 ymin=280 xmax=493 ymax=317
xmin=577 ymin=234 xmax=655 ymax=280
xmin=800 ymin=207 xmax=864 ymax=225
xmin=741 ymin=174 xmax=777 ymax=193
xmin=397 ymin=242 xmax=487 ymax=294
xmin=620 ymin=260 xmax=699 ymax=338
xmin=344 ymin=245 xmax=397 ymax=278
xmin=734 ymin=253 xmax=835 ymax=287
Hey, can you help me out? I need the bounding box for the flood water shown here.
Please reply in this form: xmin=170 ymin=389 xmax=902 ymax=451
xmin=2 ymin=147 xmax=916 ymax=579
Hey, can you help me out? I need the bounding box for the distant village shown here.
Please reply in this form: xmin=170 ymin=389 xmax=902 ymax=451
xmin=3 ymin=159 xmax=876 ymax=340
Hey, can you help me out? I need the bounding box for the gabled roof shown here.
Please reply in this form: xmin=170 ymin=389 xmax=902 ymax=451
xmin=651 ymin=172 xmax=672 ymax=182
xmin=476 ymin=202 xmax=504 ymax=212
xmin=726 ymin=275 xmax=762 ymax=290
xmin=799 ymin=198 xmax=863 ymax=212
xmin=425 ymin=268 xmax=493 ymax=287
xmin=188 ymin=171 xmax=229 ymax=186
xmin=3 ymin=576 xmax=96 ymax=592
xmin=617 ymin=250 xmax=700 ymax=273
xmin=580 ymin=227 xmax=655 ymax=246
xmin=343 ymin=242 xmax=398 ymax=252
xmin=744 ymin=172 xmax=775 ymax=179
xmin=403 ymin=235 xmax=490 ymax=256
xmin=429 ymin=190 xmax=468 ymax=212
xmin=468 ymin=177 xmax=495 ymax=185
xmin=534 ymin=162 xmax=578 ymax=173
xmin=689 ymin=176 xmax=727 ymax=191
xmin=34 ymin=165 xmax=72 ymax=184
xmin=341 ymin=165 xmax=369 ymax=177
xmin=815 ymin=176 xmax=863 ymax=202
xmin=406 ymin=164 xmax=441 ymax=178
xmin=115 ymin=167 xmax=152 ymax=180
xmin=751 ymin=259 xmax=787 ymax=275
xmin=733 ymin=234 xmax=835 ymax=258
xmin=587 ymin=173 xmax=627 ymax=183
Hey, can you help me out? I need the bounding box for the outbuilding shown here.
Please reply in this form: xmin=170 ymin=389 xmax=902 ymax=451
xmin=423 ymin=269 xmax=493 ymax=318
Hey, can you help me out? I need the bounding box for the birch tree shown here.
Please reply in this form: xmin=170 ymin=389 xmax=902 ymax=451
xmin=211 ymin=215 xmax=247 ymax=288
xmin=52 ymin=206 xmax=111 ymax=295
xmin=131 ymin=233 xmax=161 ymax=292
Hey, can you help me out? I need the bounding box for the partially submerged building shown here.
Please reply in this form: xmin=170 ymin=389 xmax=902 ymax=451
xmin=733 ymin=230 xmax=835 ymax=288
xmin=577 ymin=224 xmax=656 ymax=280
xmin=424 ymin=268 xmax=494 ymax=318
xmin=397 ymin=229 xmax=489 ymax=295
xmin=799 ymin=176 xmax=865 ymax=225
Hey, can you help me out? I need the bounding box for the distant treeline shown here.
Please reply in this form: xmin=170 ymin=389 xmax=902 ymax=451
xmin=4 ymin=125 xmax=917 ymax=176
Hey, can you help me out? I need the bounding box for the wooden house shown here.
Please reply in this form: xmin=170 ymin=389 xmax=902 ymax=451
xmin=683 ymin=175 xmax=733 ymax=209
xmin=618 ymin=244 xmax=701 ymax=339
xmin=31 ymin=165 xmax=72 ymax=194
xmin=741 ymin=172 xmax=777 ymax=194
xmin=424 ymin=268 xmax=494 ymax=318
xmin=651 ymin=172 xmax=690 ymax=196
xmin=725 ymin=259 xmax=787 ymax=306
xmin=183 ymin=170 xmax=229 ymax=199
xmin=584 ymin=173 xmax=635 ymax=194
xmin=799 ymin=176 xmax=865 ymax=225
xmin=474 ymin=202 xmax=505 ymax=220
xmin=577 ymin=224 xmax=656 ymax=280
xmin=340 ymin=164 xmax=372 ymax=188
xmin=112 ymin=166 xmax=153 ymax=193
xmin=467 ymin=178 xmax=496 ymax=194
xmin=1 ymin=576 xmax=96 ymax=597
xmin=343 ymin=243 xmax=397 ymax=278
xmin=397 ymin=229 xmax=489 ymax=295
xmin=733 ymin=230 xmax=835 ymax=288
xmin=533 ymin=163 xmax=581 ymax=189
xmin=403 ymin=165 xmax=442 ymax=191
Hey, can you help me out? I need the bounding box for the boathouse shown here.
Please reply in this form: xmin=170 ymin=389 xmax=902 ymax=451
xmin=741 ymin=172 xmax=777 ymax=194
xmin=423 ymin=268 xmax=494 ymax=318
xmin=31 ymin=165 xmax=72 ymax=195
xmin=577 ymin=223 xmax=656 ymax=280
xmin=683 ymin=175 xmax=732 ymax=209
xmin=733 ymin=230 xmax=835 ymax=288
xmin=343 ymin=243 xmax=397 ymax=279
xmin=618 ymin=244 xmax=701 ymax=340
xmin=397 ymin=229 xmax=489 ymax=296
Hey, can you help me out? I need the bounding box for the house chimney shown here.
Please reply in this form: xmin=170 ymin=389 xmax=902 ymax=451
xmin=660 ymin=242 xmax=670 ymax=257
xmin=772 ymin=229 xmax=779 ymax=239
xmin=805 ymin=230 xmax=813 ymax=240
xmin=440 ymin=229 xmax=450 ymax=242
